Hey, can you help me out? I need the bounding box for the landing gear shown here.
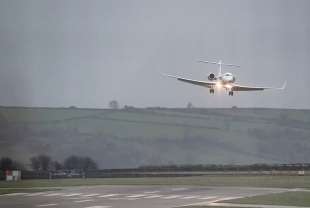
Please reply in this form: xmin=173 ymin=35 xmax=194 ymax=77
xmin=228 ymin=91 xmax=234 ymax=96
xmin=209 ymin=89 xmax=215 ymax=94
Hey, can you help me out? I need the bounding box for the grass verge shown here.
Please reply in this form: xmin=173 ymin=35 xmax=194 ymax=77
xmin=224 ymin=191 xmax=310 ymax=207
xmin=179 ymin=207 xmax=258 ymax=208
xmin=0 ymin=188 xmax=59 ymax=195
xmin=0 ymin=175 xmax=309 ymax=188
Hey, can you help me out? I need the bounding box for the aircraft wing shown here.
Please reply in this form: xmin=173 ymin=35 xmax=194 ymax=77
xmin=163 ymin=74 xmax=216 ymax=88
xmin=231 ymin=81 xmax=287 ymax=91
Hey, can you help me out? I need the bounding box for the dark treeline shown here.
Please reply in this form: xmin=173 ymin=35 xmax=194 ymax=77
xmin=0 ymin=157 xmax=25 ymax=172
xmin=1 ymin=155 xmax=98 ymax=180
xmin=30 ymin=155 xmax=98 ymax=171
xmin=0 ymin=155 xmax=98 ymax=172
xmin=1 ymin=160 xmax=310 ymax=180
xmin=0 ymin=157 xmax=25 ymax=180
xmin=2 ymin=154 xmax=310 ymax=180
xmin=138 ymin=164 xmax=310 ymax=172
xmin=2 ymin=154 xmax=310 ymax=173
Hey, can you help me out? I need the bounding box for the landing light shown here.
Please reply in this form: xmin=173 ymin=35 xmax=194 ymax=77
xmin=216 ymin=82 xmax=222 ymax=88
xmin=225 ymin=84 xmax=232 ymax=89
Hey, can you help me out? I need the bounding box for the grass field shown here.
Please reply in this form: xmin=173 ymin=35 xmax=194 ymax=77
xmin=0 ymin=188 xmax=58 ymax=195
xmin=182 ymin=207 xmax=257 ymax=208
xmin=0 ymin=175 xmax=310 ymax=189
xmin=181 ymin=191 xmax=310 ymax=208
xmin=2 ymin=107 xmax=310 ymax=168
xmin=2 ymin=176 xmax=310 ymax=207
xmin=224 ymin=191 xmax=310 ymax=207
xmin=184 ymin=207 xmax=257 ymax=208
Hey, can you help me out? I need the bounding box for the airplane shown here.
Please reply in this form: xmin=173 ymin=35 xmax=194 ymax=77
xmin=163 ymin=60 xmax=286 ymax=96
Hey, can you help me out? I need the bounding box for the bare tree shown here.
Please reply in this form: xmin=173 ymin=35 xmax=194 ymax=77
xmin=52 ymin=161 xmax=63 ymax=171
xmin=64 ymin=155 xmax=80 ymax=170
xmin=82 ymin=157 xmax=98 ymax=171
xmin=30 ymin=155 xmax=52 ymax=171
xmin=0 ymin=157 xmax=13 ymax=171
xmin=187 ymin=102 xmax=193 ymax=109
xmin=109 ymin=100 xmax=119 ymax=109
xmin=30 ymin=157 xmax=40 ymax=171
xmin=64 ymin=155 xmax=98 ymax=171
xmin=0 ymin=157 xmax=24 ymax=171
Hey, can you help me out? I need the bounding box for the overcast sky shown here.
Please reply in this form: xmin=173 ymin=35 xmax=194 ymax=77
xmin=0 ymin=0 xmax=309 ymax=109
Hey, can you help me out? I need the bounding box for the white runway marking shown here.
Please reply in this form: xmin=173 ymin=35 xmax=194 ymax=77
xmin=181 ymin=195 xmax=201 ymax=199
xmin=198 ymin=196 xmax=217 ymax=200
xmin=62 ymin=193 xmax=83 ymax=197
xmin=97 ymin=194 xmax=120 ymax=198
xmin=75 ymin=199 xmax=95 ymax=203
xmin=83 ymin=194 xmax=100 ymax=197
xmin=126 ymin=194 xmax=146 ymax=198
xmin=44 ymin=193 xmax=63 ymax=197
xmin=210 ymin=196 xmax=240 ymax=202
xmin=84 ymin=206 xmax=111 ymax=208
xmin=4 ymin=193 xmax=27 ymax=196
xmin=36 ymin=203 xmax=58 ymax=207
xmin=143 ymin=194 xmax=162 ymax=199
xmin=162 ymin=195 xmax=182 ymax=199
xmin=26 ymin=192 xmax=47 ymax=196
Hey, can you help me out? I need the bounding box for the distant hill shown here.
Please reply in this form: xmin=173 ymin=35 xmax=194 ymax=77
xmin=0 ymin=106 xmax=309 ymax=168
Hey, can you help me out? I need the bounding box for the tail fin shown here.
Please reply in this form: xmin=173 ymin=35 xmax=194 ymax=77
xmin=197 ymin=60 xmax=240 ymax=68
xmin=279 ymin=81 xmax=287 ymax=90
xmin=197 ymin=59 xmax=240 ymax=76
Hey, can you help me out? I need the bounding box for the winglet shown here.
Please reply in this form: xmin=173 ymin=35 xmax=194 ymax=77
xmin=279 ymin=81 xmax=287 ymax=90
xmin=161 ymin=73 xmax=179 ymax=79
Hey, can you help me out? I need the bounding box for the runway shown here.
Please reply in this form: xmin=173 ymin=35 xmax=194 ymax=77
xmin=0 ymin=185 xmax=289 ymax=208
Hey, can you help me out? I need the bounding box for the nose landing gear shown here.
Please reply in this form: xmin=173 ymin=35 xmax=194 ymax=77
xmin=228 ymin=91 xmax=234 ymax=96
xmin=209 ymin=89 xmax=215 ymax=94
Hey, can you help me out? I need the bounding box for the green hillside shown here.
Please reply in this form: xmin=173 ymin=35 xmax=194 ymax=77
xmin=0 ymin=107 xmax=309 ymax=168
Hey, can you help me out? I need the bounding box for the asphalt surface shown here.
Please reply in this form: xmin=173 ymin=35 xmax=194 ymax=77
xmin=0 ymin=185 xmax=289 ymax=208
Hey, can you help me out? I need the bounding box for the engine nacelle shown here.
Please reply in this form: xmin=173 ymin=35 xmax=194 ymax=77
xmin=208 ymin=73 xmax=216 ymax=81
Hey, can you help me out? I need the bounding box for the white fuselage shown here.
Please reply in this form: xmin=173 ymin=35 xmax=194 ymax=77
xmin=218 ymin=72 xmax=236 ymax=84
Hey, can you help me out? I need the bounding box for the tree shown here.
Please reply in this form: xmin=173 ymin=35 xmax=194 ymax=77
xmin=81 ymin=157 xmax=98 ymax=171
xmin=64 ymin=155 xmax=98 ymax=171
xmin=0 ymin=157 xmax=13 ymax=171
xmin=187 ymin=102 xmax=193 ymax=109
xmin=38 ymin=155 xmax=51 ymax=171
xmin=0 ymin=157 xmax=24 ymax=171
xmin=52 ymin=161 xmax=63 ymax=171
xmin=30 ymin=157 xmax=40 ymax=171
xmin=109 ymin=100 xmax=119 ymax=109
xmin=30 ymin=155 xmax=52 ymax=171
xmin=64 ymin=155 xmax=81 ymax=170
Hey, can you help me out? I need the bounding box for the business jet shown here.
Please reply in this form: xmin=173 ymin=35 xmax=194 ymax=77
xmin=163 ymin=60 xmax=286 ymax=96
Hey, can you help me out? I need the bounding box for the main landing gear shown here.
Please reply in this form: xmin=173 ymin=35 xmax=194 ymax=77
xmin=209 ymin=89 xmax=234 ymax=96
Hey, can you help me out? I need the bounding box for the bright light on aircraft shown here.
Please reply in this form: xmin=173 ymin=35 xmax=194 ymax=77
xmin=216 ymin=82 xmax=222 ymax=89
xmin=225 ymin=84 xmax=232 ymax=89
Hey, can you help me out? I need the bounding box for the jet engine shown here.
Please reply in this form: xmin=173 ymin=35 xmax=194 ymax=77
xmin=208 ymin=73 xmax=216 ymax=81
